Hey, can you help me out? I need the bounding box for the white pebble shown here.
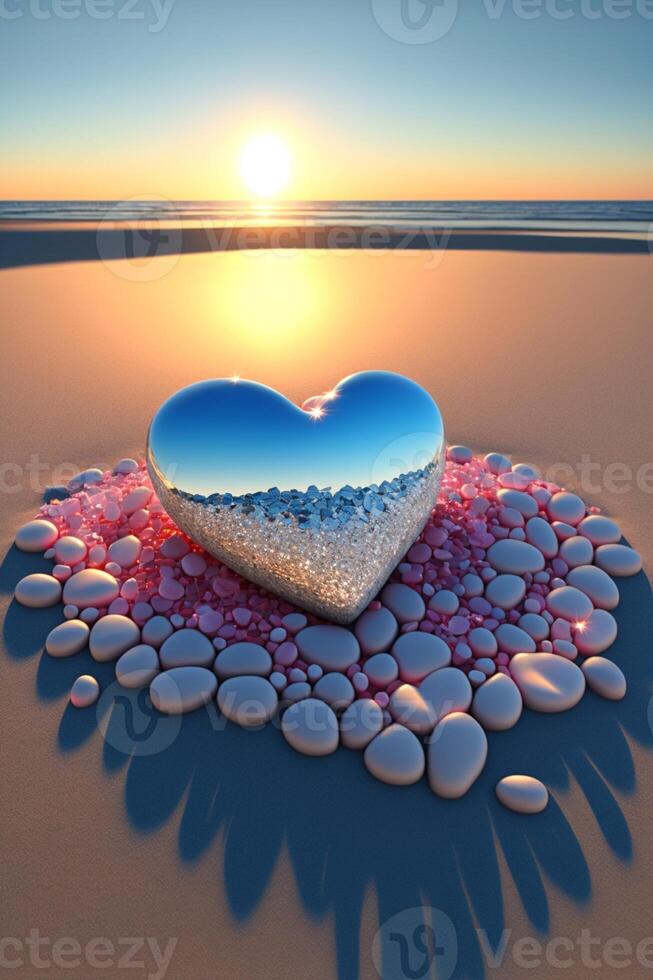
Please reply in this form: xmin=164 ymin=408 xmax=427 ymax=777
xmin=558 ymin=535 xmax=594 ymax=568
xmin=53 ymin=535 xmax=87 ymax=566
xmin=594 ymin=544 xmax=642 ymax=577
xmin=363 ymin=652 xmax=399 ymax=688
xmin=392 ymin=632 xmax=451 ymax=683
xmin=364 ymin=724 xmax=425 ymax=786
xmin=45 ymin=619 xmax=89 ymax=657
xmin=546 ymin=586 xmax=593 ymax=623
xmin=566 ymin=565 xmax=619 ymax=611
xmin=217 ymin=676 xmax=278 ymax=728
xmin=89 ymin=614 xmax=140 ymax=662
xmin=159 ymin=628 xmax=215 ymax=669
xmin=496 ymin=775 xmax=548 ymax=814
xmin=577 ymin=514 xmax=621 ymax=546
xmin=419 ymin=666 xmax=472 ymax=722
xmin=354 ymin=607 xmax=399 ymax=654
xmin=150 ymin=666 xmax=217 ymax=714
xmin=428 ymin=590 xmax=459 ymax=616
xmin=427 ymin=713 xmax=487 ymax=799
xmin=340 ymin=699 xmax=384 ymax=750
xmin=313 ymin=672 xmax=355 ymax=710
xmin=295 ymin=625 xmax=360 ymax=671
xmin=141 ymin=615 xmax=174 ymax=648
xmin=107 ymin=535 xmax=142 ymax=568
xmin=546 ymin=492 xmax=586 ymax=526
xmin=15 ymin=573 xmax=61 ymax=608
xmin=524 ymin=517 xmax=559 ymax=559
xmin=282 ymin=698 xmax=339 ymax=756
xmin=581 ymin=657 xmax=626 ymax=700
xmin=62 ymin=569 xmax=120 ymax=608
xmin=573 ymin=609 xmax=617 ymax=655
xmin=389 ymin=684 xmax=437 ymax=734
xmin=486 ymin=540 xmax=545 ymax=575
xmin=484 ymin=574 xmax=526 ymax=610
xmin=510 ymin=653 xmax=585 ymax=712
xmin=115 ymin=644 xmax=160 ymax=688
xmin=15 ymin=519 xmax=58 ymax=553
xmin=214 ymin=641 xmax=272 ymax=678
xmin=70 ymin=674 xmax=100 ymax=708
xmin=472 ymin=673 xmax=523 ymax=731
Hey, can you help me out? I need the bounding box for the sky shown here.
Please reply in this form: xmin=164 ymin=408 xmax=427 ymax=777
xmin=0 ymin=0 xmax=651 ymax=200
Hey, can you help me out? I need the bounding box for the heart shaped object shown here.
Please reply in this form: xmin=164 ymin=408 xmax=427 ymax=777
xmin=146 ymin=371 xmax=445 ymax=623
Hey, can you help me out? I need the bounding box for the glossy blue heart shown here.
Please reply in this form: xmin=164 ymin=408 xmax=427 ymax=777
xmin=147 ymin=371 xmax=445 ymax=622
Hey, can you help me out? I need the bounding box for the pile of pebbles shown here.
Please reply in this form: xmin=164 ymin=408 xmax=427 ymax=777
xmin=13 ymin=449 xmax=642 ymax=813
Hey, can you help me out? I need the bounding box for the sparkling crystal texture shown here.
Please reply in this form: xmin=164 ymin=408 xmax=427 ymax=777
xmin=146 ymin=371 xmax=445 ymax=622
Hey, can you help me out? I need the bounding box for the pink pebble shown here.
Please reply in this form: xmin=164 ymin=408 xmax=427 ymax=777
xmin=181 ymin=552 xmax=207 ymax=577
xmin=158 ymin=579 xmax=184 ymax=601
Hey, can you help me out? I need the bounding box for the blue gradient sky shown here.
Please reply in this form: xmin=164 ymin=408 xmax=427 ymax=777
xmin=1 ymin=0 xmax=651 ymax=198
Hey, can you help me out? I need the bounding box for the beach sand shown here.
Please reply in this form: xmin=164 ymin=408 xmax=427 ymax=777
xmin=1 ymin=243 xmax=652 ymax=979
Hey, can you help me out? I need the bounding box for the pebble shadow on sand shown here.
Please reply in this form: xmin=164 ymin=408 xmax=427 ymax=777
xmin=2 ymin=542 xmax=652 ymax=980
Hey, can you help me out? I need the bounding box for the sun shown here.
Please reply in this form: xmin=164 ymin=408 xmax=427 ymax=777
xmin=239 ymin=133 xmax=291 ymax=198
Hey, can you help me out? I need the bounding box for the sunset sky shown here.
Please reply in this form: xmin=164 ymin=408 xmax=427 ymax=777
xmin=1 ymin=0 xmax=651 ymax=200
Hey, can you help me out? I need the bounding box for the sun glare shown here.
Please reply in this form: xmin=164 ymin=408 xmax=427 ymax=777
xmin=240 ymin=133 xmax=291 ymax=198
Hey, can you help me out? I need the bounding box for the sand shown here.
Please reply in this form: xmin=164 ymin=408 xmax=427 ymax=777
xmin=1 ymin=242 xmax=652 ymax=979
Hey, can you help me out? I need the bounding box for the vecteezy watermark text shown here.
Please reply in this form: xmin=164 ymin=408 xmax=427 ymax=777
xmin=371 ymin=0 xmax=653 ymax=45
xmin=0 ymin=0 xmax=175 ymax=32
xmin=0 ymin=931 xmax=177 ymax=978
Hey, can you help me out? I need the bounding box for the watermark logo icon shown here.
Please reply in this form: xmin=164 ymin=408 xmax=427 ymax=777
xmin=97 ymin=682 xmax=181 ymax=757
xmin=373 ymin=906 xmax=458 ymax=980
xmin=97 ymin=195 xmax=182 ymax=282
xmin=371 ymin=0 xmax=459 ymax=43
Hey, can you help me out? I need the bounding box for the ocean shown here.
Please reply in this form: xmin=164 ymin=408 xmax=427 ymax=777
xmin=1 ymin=200 xmax=651 ymax=235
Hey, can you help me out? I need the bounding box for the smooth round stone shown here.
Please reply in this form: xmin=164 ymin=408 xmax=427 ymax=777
xmin=89 ymin=614 xmax=140 ymax=662
xmin=282 ymin=698 xmax=339 ymax=756
xmin=150 ymin=666 xmax=217 ymax=714
xmin=354 ymin=607 xmax=398 ymax=655
xmin=160 ymin=534 xmax=189 ymax=559
xmin=214 ymin=641 xmax=272 ymax=679
xmin=497 ymin=489 xmax=538 ymax=518
xmin=282 ymin=612 xmax=308 ymax=633
xmin=494 ymin=623 xmax=536 ymax=654
xmin=380 ymin=583 xmax=426 ymax=624
xmin=484 ymin=574 xmax=526 ymax=610
xmin=472 ymin=673 xmax=523 ymax=731
xmin=389 ymin=683 xmax=438 ymax=734
xmin=566 ymin=565 xmax=619 ymax=611
xmin=45 ymin=619 xmax=90 ymax=657
xmin=517 ymin=613 xmax=549 ymax=642
xmin=340 ymin=698 xmax=384 ymax=750
xmin=62 ymin=569 xmax=120 ymax=609
xmin=121 ymin=485 xmax=152 ymax=516
xmin=577 ymin=514 xmax=621 ymax=546
xmin=581 ymin=656 xmax=627 ymax=701
xmin=313 ymin=672 xmax=355 ymax=710
xmin=70 ymin=674 xmax=100 ymax=708
xmin=159 ymin=628 xmax=214 ymax=669
xmin=53 ymin=535 xmax=87 ymax=566
xmin=115 ymin=644 xmax=160 ymax=688
xmin=496 ymin=775 xmax=548 ymax=814
xmin=15 ymin=573 xmax=61 ymax=608
xmin=546 ymin=586 xmax=593 ymax=623
xmin=558 ymin=535 xmax=593 ymax=569
xmin=594 ymin=544 xmax=642 ymax=577
xmin=68 ymin=467 xmax=104 ymax=489
xmin=15 ymin=519 xmax=59 ymax=553
xmin=141 ymin=615 xmax=174 ymax=648
xmin=427 ymin=713 xmax=488 ymax=799
xmin=364 ymin=724 xmax=425 ymax=786
xmin=391 ymin=632 xmax=451 ymax=683
xmin=363 ymin=652 xmax=399 ymax=688
xmin=484 ymin=452 xmax=512 ymax=475
xmin=217 ymin=676 xmax=278 ymax=728
xmin=486 ymin=540 xmax=545 ymax=575
xmin=295 ymin=625 xmax=360 ymax=672
xmin=115 ymin=458 xmax=139 ymax=474
xmin=282 ymin=682 xmax=312 ymax=704
xmin=524 ymin=517 xmax=558 ymax=559
xmin=448 ymin=445 xmax=473 ymax=464
xmin=546 ymin=492 xmax=586 ymax=526
xmin=573 ymin=609 xmax=618 ymax=656
xmin=419 ymin=667 xmax=472 ymax=722
xmin=510 ymin=653 xmax=585 ymax=712
xmin=468 ymin=627 xmax=498 ymax=658
xmin=107 ymin=535 xmax=142 ymax=568
xmin=428 ymin=590 xmax=459 ymax=616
